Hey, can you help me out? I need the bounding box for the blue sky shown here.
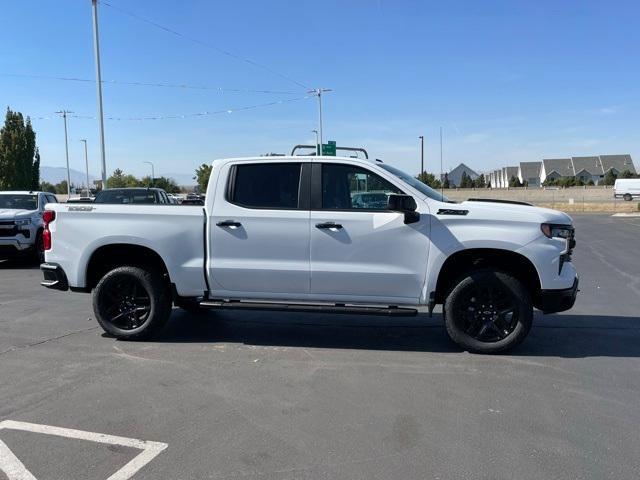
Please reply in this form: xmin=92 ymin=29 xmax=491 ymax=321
xmin=1 ymin=0 xmax=639 ymax=180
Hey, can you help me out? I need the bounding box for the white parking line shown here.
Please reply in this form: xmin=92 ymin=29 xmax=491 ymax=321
xmin=0 ymin=420 xmax=168 ymax=480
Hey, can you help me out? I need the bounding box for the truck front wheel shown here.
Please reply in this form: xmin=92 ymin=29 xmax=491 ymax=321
xmin=443 ymin=270 xmax=533 ymax=354
xmin=92 ymin=266 xmax=172 ymax=340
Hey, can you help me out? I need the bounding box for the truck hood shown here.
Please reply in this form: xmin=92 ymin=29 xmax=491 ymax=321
xmin=457 ymin=199 xmax=572 ymax=225
xmin=0 ymin=209 xmax=36 ymax=221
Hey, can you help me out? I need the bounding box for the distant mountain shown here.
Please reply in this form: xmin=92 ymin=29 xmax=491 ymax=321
xmin=40 ymin=166 xmax=196 ymax=188
xmin=41 ymin=166 xmax=96 ymax=187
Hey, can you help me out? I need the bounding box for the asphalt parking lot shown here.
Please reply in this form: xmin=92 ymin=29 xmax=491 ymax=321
xmin=1 ymin=214 xmax=639 ymax=480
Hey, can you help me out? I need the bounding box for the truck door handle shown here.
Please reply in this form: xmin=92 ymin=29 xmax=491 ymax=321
xmin=315 ymin=222 xmax=343 ymax=229
xmin=216 ymin=220 xmax=242 ymax=227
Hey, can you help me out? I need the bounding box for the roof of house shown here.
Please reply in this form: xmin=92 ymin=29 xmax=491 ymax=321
xmin=542 ymin=158 xmax=573 ymax=177
xmin=519 ymin=161 xmax=542 ymax=178
xmin=599 ymin=154 xmax=636 ymax=174
xmin=505 ymin=166 xmax=519 ymax=177
xmin=449 ymin=163 xmax=479 ymax=178
xmin=571 ymin=156 xmax=602 ymax=176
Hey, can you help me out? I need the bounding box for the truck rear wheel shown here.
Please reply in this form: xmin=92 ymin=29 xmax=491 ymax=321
xmin=443 ymin=269 xmax=533 ymax=354
xmin=92 ymin=266 xmax=172 ymax=340
xmin=623 ymin=193 xmax=632 ymax=201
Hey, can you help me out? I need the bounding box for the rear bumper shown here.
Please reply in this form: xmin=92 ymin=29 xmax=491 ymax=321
xmin=40 ymin=263 xmax=69 ymax=291
xmin=539 ymin=276 xmax=578 ymax=313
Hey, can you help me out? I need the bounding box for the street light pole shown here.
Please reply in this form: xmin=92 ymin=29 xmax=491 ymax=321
xmin=308 ymin=88 xmax=332 ymax=155
xmin=91 ymin=0 xmax=107 ymax=188
xmin=440 ymin=126 xmax=444 ymax=197
xmin=143 ymin=161 xmax=155 ymax=187
xmin=55 ymin=110 xmax=73 ymax=197
xmin=80 ymin=139 xmax=90 ymax=197
xmin=311 ymin=130 xmax=319 ymax=155
xmin=419 ymin=135 xmax=424 ymax=178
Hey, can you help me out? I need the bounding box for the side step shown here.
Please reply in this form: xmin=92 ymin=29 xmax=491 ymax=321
xmin=199 ymin=300 xmax=418 ymax=317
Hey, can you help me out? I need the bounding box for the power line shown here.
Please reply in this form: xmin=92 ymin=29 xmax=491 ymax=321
xmin=31 ymin=96 xmax=309 ymax=122
xmin=0 ymin=73 xmax=296 ymax=95
xmin=98 ymin=0 xmax=309 ymax=90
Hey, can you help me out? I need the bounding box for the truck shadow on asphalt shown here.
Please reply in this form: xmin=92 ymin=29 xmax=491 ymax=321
xmin=150 ymin=310 xmax=640 ymax=358
xmin=0 ymin=258 xmax=40 ymax=270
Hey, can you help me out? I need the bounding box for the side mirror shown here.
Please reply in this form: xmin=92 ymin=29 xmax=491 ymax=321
xmin=387 ymin=194 xmax=420 ymax=224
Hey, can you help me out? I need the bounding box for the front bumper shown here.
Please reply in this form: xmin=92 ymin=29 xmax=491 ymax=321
xmin=539 ymin=276 xmax=578 ymax=313
xmin=40 ymin=263 xmax=69 ymax=291
xmin=0 ymin=238 xmax=33 ymax=252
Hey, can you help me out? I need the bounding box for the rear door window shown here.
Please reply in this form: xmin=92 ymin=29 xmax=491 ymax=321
xmin=229 ymin=163 xmax=302 ymax=209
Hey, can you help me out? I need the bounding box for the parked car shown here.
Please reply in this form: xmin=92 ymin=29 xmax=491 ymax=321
xmin=93 ymin=188 xmax=171 ymax=204
xmin=180 ymin=198 xmax=204 ymax=206
xmin=614 ymin=178 xmax=640 ymax=201
xmin=66 ymin=196 xmax=94 ymax=204
xmin=0 ymin=191 xmax=58 ymax=262
xmin=40 ymin=156 xmax=578 ymax=354
xmin=166 ymin=194 xmax=180 ymax=204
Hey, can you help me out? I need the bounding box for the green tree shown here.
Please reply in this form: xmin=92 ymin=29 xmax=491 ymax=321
xmin=40 ymin=181 xmax=56 ymax=193
xmin=0 ymin=108 xmax=39 ymax=190
xmin=510 ymin=175 xmax=524 ymax=187
xmin=107 ymin=168 xmax=139 ymax=188
xmin=621 ymin=170 xmax=636 ymax=179
xmin=443 ymin=173 xmax=450 ymax=189
xmin=474 ymin=174 xmax=486 ymax=188
xmin=195 ymin=163 xmax=213 ymax=193
xmin=603 ymin=170 xmax=617 ymax=186
xmin=141 ymin=175 xmax=180 ymax=193
xmin=416 ymin=172 xmax=441 ymax=189
xmin=459 ymin=172 xmax=474 ymax=188
xmin=54 ymin=180 xmax=68 ymax=194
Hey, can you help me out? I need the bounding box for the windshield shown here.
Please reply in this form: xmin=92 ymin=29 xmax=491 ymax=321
xmin=378 ymin=164 xmax=450 ymax=202
xmin=94 ymin=189 xmax=157 ymax=204
xmin=0 ymin=194 xmax=38 ymax=210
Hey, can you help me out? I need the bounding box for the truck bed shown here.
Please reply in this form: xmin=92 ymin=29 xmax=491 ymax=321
xmin=45 ymin=204 xmax=207 ymax=296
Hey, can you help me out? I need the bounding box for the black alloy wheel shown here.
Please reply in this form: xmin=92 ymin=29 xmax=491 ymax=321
xmin=454 ymin=282 xmax=519 ymax=343
xmin=99 ymin=275 xmax=151 ymax=330
xmin=444 ymin=269 xmax=533 ymax=354
xmin=93 ymin=266 xmax=172 ymax=340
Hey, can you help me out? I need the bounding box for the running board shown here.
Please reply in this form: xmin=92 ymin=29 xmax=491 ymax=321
xmin=199 ymin=300 xmax=418 ymax=317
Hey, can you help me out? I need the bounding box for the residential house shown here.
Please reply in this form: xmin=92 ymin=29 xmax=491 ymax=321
xmin=540 ymin=158 xmax=573 ymax=184
xmin=518 ymin=161 xmax=542 ymax=187
xmin=599 ymin=154 xmax=637 ymax=177
xmin=502 ymin=166 xmax=519 ymax=187
xmin=571 ymin=156 xmax=602 ymax=184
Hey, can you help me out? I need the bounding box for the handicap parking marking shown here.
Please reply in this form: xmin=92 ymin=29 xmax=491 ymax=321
xmin=0 ymin=420 xmax=168 ymax=480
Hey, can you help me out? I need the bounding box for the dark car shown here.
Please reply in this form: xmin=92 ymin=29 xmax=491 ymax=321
xmin=93 ymin=188 xmax=171 ymax=205
xmin=180 ymin=198 xmax=204 ymax=206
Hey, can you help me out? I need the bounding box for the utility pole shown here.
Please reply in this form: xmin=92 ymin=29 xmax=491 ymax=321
xmin=440 ymin=126 xmax=444 ymax=197
xmin=80 ymin=139 xmax=90 ymax=196
xmin=55 ymin=110 xmax=73 ymax=197
xmin=308 ymin=88 xmax=331 ymax=155
xmin=143 ymin=161 xmax=155 ymax=187
xmin=92 ymin=0 xmax=107 ymax=188
xmin=311 ymin=130 xmax=319 ymax=155
xmin=419 ymin=135 xmax=424 ymax=178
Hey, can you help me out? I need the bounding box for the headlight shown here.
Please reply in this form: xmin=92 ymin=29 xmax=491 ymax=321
xmin=541 ymin=223 xmax=573 ymax=239
xmin=14 ymin=218 xmax=31 ymax=226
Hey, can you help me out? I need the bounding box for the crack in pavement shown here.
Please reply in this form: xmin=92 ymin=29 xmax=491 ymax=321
xmin=0 ymin=326 xmax=99 ymax=356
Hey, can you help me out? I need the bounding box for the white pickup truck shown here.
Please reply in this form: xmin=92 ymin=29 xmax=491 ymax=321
xmin=40 ymin=156 xmax=578 ymax=353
